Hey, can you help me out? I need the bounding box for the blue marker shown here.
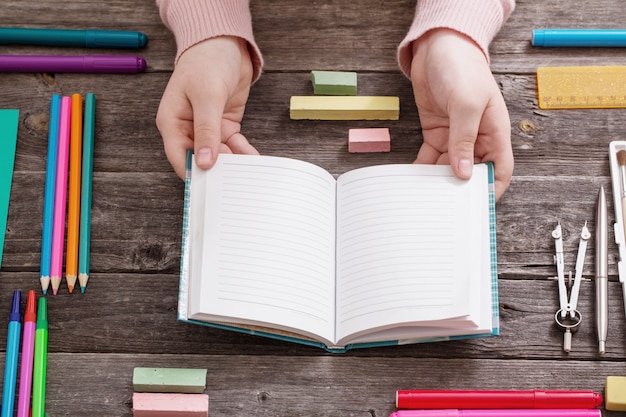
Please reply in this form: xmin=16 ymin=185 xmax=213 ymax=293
xmin=2 ymin=290 xmax=22 ymax=417
xmin=40 ymin=94 xmax=61 ymax=295
xmin=532 ymin=29 xmax=626 ymax=47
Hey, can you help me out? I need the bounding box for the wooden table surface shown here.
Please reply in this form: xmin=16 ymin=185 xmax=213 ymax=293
xmin=2 ymin=0 xmax=626 ymax=416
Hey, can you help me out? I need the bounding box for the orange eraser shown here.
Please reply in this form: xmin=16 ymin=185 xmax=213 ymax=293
xmin=348 ymin=127 xmax=391 ymax=153
xmin=132 ymin=392 xmax=208 ymax=416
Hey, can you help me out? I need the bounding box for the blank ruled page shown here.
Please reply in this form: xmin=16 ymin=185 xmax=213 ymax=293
xmin=335 ymin=164 xmax=488 ymax=343
xmin=188 ymin=154 xmax=337 ymax=343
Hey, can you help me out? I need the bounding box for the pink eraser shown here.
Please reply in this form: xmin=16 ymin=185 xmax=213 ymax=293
xmin=132 ymin=392 xmax=208 ymax=417
xmin=348 ymin=127 xmax=391 ymax=153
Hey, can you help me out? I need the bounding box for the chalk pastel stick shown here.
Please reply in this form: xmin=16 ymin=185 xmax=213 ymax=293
xmin=311 ymin=70 xmax=357 ymax=95
xmin=348 ymin=127 xmax=391 ymax=153
xmin=133 ymin=367 xmax=207 ymax=393
xmin=290 ymin=96 xmax=399 ymax=120
xmin=132 ymin=392 xmax=208 ymax=417
xmin=606 ymin=376 xmax=626 ymax=411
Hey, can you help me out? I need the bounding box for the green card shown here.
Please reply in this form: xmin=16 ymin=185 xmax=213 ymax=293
xmin=0 ymin=109 xmax=19 ymax=270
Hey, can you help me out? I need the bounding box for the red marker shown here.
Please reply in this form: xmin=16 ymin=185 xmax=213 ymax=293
xmin=396 ymin=390 xmax=603 ymax=409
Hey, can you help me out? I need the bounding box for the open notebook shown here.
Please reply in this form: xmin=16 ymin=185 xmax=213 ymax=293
xmin=178 ymin=153 xmax=499 ymax=353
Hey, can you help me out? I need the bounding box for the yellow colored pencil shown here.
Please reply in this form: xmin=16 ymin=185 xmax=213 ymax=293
xmin=65 ymin=93 xmax=83 ymax=293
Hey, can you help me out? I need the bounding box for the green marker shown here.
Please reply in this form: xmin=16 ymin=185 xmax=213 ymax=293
xmin=32 ymin=298 xmax=48 ymax=417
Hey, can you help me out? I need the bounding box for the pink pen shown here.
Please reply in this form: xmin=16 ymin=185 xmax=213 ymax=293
xmin=390 ymin=410 xmax=601 ymax=417
xmin=50 ymin=96 xmax=72 ymax=295
xmin=16 ymin=290 xmax=36 ymax=417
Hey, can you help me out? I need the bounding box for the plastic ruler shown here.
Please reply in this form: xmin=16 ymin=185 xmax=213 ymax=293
xmin=536 ymin=65 xmax=626 ymax=109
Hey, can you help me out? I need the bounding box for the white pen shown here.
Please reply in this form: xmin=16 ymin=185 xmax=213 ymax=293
xmin=596 ymin=185 xmax=608 ymax=354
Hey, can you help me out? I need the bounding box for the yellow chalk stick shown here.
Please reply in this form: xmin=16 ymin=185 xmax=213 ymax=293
xmin=606 ymin=376 xmax=626 ymax=411
xmin=290 ymin=96 xmax=399 ymax=120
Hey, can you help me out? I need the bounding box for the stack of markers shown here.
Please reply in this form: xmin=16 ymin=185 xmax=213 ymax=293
xmin=391 ymin=389 xmax=604 ymax=417
xmin=0 ymin=27 xmax=147 ymax=74
xmin=2 ymin=290 xmax=49 ymax=417
xmin=40 ymin=93 xmax=96 ymax=295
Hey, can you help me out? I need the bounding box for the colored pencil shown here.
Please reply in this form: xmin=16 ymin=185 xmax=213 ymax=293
xmin=31 ymin=297 xmax=48 ymax=417
xmin=16 ymin=290 xmax=36 ymax=417
xmin=1 ymin=290 xmax=21 ymax=417
xmin=50 ymin=96 xmax=72 ymax=295
xmin=40 ymin=94 xmax=61 ymax=294
xmin=79 ymin=93 xmax=96 ymax=293
xmin=66 ymin=93 xmax=83 ymax=293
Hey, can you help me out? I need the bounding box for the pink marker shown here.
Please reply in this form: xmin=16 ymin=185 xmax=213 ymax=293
xmin=16 ymin=290 xmax=36 ymax=417
xmin=50 ymin=96 xmax=72 ymax=295
xmin=390 ymin=410 xmax=601 ymax=417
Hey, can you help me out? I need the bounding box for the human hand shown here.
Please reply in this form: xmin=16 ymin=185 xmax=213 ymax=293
xmin=409 ymin=29 xmax=513 ymax=201
xmin=156 ymin=36 xmax=259 ymax=179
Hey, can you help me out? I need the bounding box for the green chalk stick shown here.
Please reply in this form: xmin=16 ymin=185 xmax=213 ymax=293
xmin=133 ymin=367 xmax=207 ymax=393
xmin=311 ymin=70 xmax=357 ymax=95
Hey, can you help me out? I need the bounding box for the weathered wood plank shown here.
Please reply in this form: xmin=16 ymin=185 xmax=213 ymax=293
xmin=0 ymin=353 xmax=621 ymax=417
xmin=0 ymin=274 xmax=623 ymax=361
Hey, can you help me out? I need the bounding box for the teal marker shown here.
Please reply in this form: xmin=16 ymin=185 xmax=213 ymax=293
xmin=532 ymin=29 xmax=626 ymax=47
xmin=0 ymin=27 xmax=148 ymax=48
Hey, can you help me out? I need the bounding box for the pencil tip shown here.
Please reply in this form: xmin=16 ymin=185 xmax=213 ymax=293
xmin=68 ymin=285 xmax=74 ymax=293
xmin=52 ymin=289 xmax=58 ymax=296
xmin=80 ymin=286 xmax=85 ymax=294
xmin=42 ymin=289 xmax=47 ymax=295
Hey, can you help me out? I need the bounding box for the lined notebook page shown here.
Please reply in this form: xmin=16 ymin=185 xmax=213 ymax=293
xmin=335 ymin=164 xmax=488 ymax=342
xmin=188 ymin=154 xmax=337 ymax=343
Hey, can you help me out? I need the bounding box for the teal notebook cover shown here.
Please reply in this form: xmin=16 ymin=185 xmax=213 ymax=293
xmin=0 ymin=110 xmax=20 ymax=271
xmin=177 ymin=152 xmax=499 ymax=353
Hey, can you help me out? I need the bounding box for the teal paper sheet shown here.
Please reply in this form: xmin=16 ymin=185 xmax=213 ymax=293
xmin=0 ymin=110 xmax=20 ymax=270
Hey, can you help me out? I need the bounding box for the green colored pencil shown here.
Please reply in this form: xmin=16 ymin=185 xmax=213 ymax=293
xmin=78 ymin=93 xmax=95 ymax=293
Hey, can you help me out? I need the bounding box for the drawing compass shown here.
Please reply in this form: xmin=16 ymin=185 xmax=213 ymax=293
xmin=552 ymin=221 xmax=590 ymax=352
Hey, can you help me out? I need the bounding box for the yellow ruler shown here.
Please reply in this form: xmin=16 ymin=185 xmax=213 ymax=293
xmin=536 ymin=65 xmax=626 ymax=109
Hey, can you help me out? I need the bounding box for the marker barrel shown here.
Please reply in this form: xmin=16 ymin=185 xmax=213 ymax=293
xmin=532 ymin=29 xmax=626 ymax=47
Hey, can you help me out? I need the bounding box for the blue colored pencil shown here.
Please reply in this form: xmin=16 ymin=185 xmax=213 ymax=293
xmin=78 ymin=93 xmax=95 ymax=293
xmin=40 ymin=94 xmax=61 ymax=294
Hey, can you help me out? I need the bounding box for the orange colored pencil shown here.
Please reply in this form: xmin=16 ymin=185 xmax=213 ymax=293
xmin=65 ymin=93 xmax=83 ymax=293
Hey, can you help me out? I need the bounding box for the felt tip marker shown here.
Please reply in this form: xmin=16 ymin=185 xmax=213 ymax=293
xmin=396 ymin=390 xmax=603 ymax=409
xmin=532 ymin=29 xmax=626 ymax=47
xmin=0 ymin=55 xmax=146 ymax=73
xmin=16 ymin=290 xmax=36 ymax=417
xmin=0 ymin=27 xmax=148 ymax=48
xmin=32 ymin=297 xmax=48 ymax=417
xmin=390 ymin=410 xmax=601 ymax=417
xmin=1 ymin=290 xmax=21 ymax=417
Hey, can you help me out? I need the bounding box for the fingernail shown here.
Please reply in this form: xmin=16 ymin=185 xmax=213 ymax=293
xmin=196 ymin=147 xmax=213 ymax=166
xmin=458 ymin=158 xmax=473 ymax=179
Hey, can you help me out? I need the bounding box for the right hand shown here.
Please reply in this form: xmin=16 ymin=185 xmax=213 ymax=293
xmin=156 ymin=36 xmax=259 ymax=179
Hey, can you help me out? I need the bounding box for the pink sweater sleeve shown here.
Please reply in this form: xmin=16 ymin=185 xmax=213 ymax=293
xmin=397 ymin=0 xmax=515 ymax=77
xmin=156 ymin=0 xmax=263 ymax=82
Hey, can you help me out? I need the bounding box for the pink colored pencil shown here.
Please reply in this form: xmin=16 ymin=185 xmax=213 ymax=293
xmin=50 ymin=96 xmax=72 ymax=295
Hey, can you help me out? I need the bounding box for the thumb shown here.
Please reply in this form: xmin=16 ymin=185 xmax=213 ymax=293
xmin=193 ymin=100 xmax=225 ymax=170
xmin=448 ymin=106 xmax=481 ymax=180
